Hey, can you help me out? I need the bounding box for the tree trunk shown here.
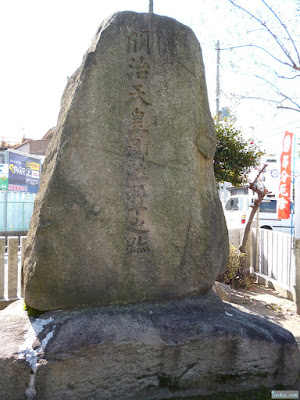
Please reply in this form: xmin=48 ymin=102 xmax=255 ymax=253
xmin=239 ymin=190 xmax=267 ymax=253
xmin=239 ymin=164 xmax=268 ymax=254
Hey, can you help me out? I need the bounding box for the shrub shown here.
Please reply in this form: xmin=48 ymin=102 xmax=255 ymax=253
xmin=217 ymin=244 xmax=253 ymax=289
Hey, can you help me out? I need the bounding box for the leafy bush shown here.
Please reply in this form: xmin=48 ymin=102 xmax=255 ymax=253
xmin=217 ymin=244 xmax=253 ymax=288
xmin=214 ymin=116 xmax=263 ymax=186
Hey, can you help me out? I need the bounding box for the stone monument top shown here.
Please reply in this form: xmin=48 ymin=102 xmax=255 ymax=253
xmin=22 ymin=12 xmax=228 ymax=310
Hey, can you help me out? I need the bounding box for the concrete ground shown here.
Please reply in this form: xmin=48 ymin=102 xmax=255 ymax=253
xmin=229 ymin=284 xmax=300 ymax=349
xmin=0 ymin=299 xmax=18 ymax=311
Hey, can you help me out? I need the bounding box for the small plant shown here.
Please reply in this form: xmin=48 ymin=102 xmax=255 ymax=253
xmin=23 ymin=302 xmax=43 ymax=317
xmin=218 ymin=244 xmax=253 ymax=289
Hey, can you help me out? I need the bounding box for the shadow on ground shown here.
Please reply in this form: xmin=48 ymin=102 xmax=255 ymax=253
xmin=230 ymin=284 xmax=300 ymax=350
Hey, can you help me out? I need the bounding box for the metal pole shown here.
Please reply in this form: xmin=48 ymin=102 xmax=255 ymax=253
xmin=216 ymin=40 xmax=220 ymax=120
xmin=149 ymin=0 xmax=153 ymax=13
xmin=255 ymin=158 xmax=262 ymax=271
xmin=290 ymin=132 xmax=296 ymax=291
xmin=3 ymin=151 xmax=8 ymax=232
xmin=295 ymin=176 xmax=300 ymax=239
xmin=291 ymin=132 xmax=296 ymax=238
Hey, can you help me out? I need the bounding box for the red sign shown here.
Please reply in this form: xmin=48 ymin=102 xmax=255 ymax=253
xmin=8 ymin=184 xmax=28 ymax=192
xmin=278 ymin=131 xmax=293 ymax=219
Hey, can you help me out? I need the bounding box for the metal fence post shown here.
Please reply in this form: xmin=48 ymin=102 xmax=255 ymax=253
xmin=7 ymin=236 xmax=18 ymax=299
xmin=20 ymin=236 xmax=27 ymax=298
xmin=295 ymin=238 xmax=300 ymax=315
xmin=3 ymin=190 xmax=8 ymax=231
xmin=0 ymin=237 xmax=5 ymax=300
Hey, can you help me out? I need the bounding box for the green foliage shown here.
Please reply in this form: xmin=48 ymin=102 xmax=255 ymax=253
xmin=217 ymin=244 xmax=244 ymax=284
xmin=23 ymin=302 xmax=43 ymax=317
xmin=214 ymin=116 xmax=263 ymax=186
xmin=217 ymin=244 xmax=254 ymax=288
xmin=227 ymin=244 xmax=244 ymax=281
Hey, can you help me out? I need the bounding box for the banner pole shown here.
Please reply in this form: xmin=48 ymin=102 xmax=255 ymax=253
xmin=291 ymin=132 xmax=296 ymax=238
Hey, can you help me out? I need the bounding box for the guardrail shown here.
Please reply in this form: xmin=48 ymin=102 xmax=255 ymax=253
xmin=1 ymin=231 xmax=299 ymax=312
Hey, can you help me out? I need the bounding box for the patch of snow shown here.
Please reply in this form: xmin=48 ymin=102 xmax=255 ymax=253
xmin=18 ymin=317 xmax=56 ymax=399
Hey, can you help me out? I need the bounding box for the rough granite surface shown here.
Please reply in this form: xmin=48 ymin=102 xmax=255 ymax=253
xmin=0 ymin=297 xmax=299 ymax=400
xmin=23 ymin=12 xmax=228 ymax=311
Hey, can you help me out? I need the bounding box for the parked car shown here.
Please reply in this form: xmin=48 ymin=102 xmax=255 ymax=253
xmin=224 ymin=195 xmax=293 ymax=233
xmin=255 ymin=197 xmax=293 ymax=233
xmin=224 ymin=195 xmax=254 ymax=229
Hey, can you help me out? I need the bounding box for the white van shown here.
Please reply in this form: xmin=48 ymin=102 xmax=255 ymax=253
xmin=255 ymin=197 xmax=293 ymax=233
xmin=224 ymin=194 xmax=293 ymax=233
xmin=224 ymin=195 xmax=254 ymax=229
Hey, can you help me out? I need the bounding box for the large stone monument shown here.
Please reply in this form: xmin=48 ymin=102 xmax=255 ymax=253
xmin=0 ymin=12 xmax=299 ymax=400
xmin=22 ymin=11 xmax=228 ymax=311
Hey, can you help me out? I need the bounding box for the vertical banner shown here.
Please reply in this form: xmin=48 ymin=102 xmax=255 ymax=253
xmin=278 ymin=131 xmax=293 ymax=219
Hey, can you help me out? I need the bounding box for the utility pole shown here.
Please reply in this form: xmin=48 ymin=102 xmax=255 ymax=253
xmin=216 ymin=40 xmax=220 ymax=120
xmin=250 ymin=126 xmax=255 ymax=142
xmin=149 ymin=0 xmax=153 ymax=13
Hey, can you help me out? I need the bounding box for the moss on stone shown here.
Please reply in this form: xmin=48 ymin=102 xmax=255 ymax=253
xmin=23 ymin=302 xmax=43 ymax=317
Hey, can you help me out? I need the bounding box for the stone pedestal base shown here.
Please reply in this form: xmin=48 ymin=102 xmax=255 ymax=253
xmin=0 ymin=292 xmax=299 ymax=400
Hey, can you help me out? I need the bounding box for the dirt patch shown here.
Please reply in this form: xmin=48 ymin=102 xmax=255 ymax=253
xmin=229 ymin=284 xmax=300 ymax=349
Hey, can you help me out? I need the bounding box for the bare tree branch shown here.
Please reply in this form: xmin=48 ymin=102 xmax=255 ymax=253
xmin=222 ymin=0 xmax=300 ymax=113
xmin=240 ymin=164 xmax=269 ymax=254
xmin=220 ymin=44 xmax=300 ymax=70
xmin=277 ymin=105 xmax=300 ymax=112
xmin=255 ymin=61 xmax=300 ymax=79
xmin=249 ymin=164 xmax=268 ymax=193
xmin=229 ymin=93 xmax=300 ymax=113
xmin=261 ymin=0 xmax=300 ymax=65
xmin=228 ymin=0 xmax=300 ymax=69
xmin=251 ymin=74 xmax=300 ymax=109
xmin=278 ymin=74 xmax=300 ymax=80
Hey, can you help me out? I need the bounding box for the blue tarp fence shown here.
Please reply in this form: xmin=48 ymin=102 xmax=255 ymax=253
xmin=0 ymin=191 xmax=35 ymax=231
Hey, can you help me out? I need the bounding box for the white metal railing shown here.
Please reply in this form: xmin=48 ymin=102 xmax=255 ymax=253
xmin=0 ymin=236 xmax=26 ymax=302
xmin=0 ymin=231 xmax=297 ymax=303
xmin=255 ymin=228 xmax=296 ymax=293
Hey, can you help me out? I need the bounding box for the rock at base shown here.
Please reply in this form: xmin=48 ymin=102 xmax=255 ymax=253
xmin=213 ymin=281 xmax=231 ymax=302
xmin=0 ymin=295 xmax=299 ymax=400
